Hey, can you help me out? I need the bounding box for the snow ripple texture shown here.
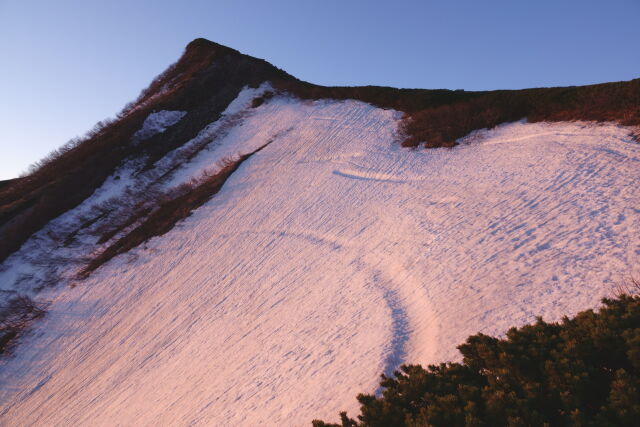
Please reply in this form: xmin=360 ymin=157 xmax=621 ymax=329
xmin=1 ymin=93 xmax=639 ymax=426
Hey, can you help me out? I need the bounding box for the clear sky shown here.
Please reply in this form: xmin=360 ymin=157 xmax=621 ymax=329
xmin=1 ymin=0 xmax=638 ymax=180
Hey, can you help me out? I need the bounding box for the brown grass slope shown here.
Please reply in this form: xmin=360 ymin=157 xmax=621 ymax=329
xmin=274 ymin=78 xmax=640 ymax=147
xmin=1 ymin=38 xmax=638 ymax=265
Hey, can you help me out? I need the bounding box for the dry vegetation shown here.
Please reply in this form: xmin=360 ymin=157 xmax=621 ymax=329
xmin=274 ymin=78 xmax=640 ymax=148
xmin=0 ymin=295 xmax=46 ymax=354
xmin=251 ymin=90 xmax=274 ymax=108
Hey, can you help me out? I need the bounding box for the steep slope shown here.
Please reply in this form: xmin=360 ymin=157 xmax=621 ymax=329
xmin=1 ymin=38 xmax=638 ymax=267
xmin=0 ymin=88 xmax=638 ymax=425
xmin=0 ymin=39 xmax=295 ymax=265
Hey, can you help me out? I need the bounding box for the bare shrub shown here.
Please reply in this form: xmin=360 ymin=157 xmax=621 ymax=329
xmin=0 ymin=295 xmax=47 ymax=354
xmin=274 ymin=77 xmax=640 ymax=148
xmin=612 ymin=277 xmax=640 ymax=297
xmin=250 ymin=91 xmax=274 ymax=108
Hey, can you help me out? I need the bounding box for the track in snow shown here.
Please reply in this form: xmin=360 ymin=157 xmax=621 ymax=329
xmin=0 ymin=92 xmax=639 ymax=426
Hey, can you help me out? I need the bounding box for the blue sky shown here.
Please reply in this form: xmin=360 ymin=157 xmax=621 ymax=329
xmin=1 ymin=0 xmax=638 ymax=179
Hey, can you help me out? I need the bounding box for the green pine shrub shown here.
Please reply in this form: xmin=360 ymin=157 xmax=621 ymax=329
xmin=313 ymin=295 xmax=640 ymax=426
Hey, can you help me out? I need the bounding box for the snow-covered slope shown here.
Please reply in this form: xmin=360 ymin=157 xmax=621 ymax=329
xmin=1 ymin=89 xmax=639 ymax=425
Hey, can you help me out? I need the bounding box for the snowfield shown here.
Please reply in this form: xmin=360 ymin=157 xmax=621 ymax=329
xmin=132 ymin=109 xmax=186 ymax=142
xmin=1 ymin=89 xmax=639 ymax=426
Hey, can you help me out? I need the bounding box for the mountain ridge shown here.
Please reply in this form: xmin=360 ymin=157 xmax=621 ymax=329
xmin=0 ymin=36 xmax=638 ymax=272
xmin=0 ymin=39 xmax=638 ymax=425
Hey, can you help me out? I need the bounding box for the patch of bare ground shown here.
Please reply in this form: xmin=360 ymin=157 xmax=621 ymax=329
xmin=0 ymin=295 xmax=47 ymax=355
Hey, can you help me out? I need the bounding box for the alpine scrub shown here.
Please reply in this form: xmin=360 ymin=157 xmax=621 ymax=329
xmin=314 ymin=295 xmax=640 ymax=426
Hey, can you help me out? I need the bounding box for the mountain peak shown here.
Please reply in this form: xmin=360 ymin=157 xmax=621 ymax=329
xmin=185 ymin=37 xmax=240 ymax=55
